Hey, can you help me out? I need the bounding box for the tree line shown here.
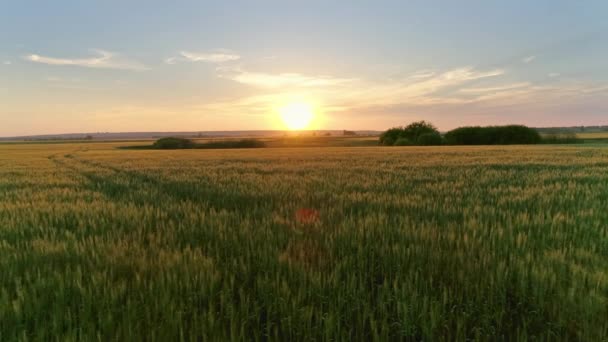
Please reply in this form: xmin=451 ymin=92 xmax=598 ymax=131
xmin=379 ymin=121 xmax=578 ymax=146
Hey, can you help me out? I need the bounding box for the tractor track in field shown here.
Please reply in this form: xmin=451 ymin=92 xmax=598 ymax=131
xmin=49 ymin=151 xmax=274 ymax=216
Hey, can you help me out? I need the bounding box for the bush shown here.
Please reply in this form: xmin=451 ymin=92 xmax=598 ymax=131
xmin=416 ymin=132 xmax=443 ymax=146
xmin=444 ymin=125 xmax=541 ymax=145
xmin=394 ymin=137 xmax=413 ymax=146
xmin=379 ymin=127 xmax=404 ymax=145
xmin=146 ymin=138 xmax=266 ymax=150
xmin=380 ymin=136 xmax=395 ymax=146
xmin=152 ymin=137 xmax=195 ymax=149
xmin=402 ymin=121 xmax=439 ymax=142
xmin=379 ymin=121 xmax=440 ymax=146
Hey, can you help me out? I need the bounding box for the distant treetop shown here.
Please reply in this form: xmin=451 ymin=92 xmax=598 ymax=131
xmin=379 ymin=121 xmax=441 ymax=146
xmin=380 ymin=121 xmax=542 ymax=146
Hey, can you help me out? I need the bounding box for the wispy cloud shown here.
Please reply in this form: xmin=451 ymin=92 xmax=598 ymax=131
xmin=578 ymin=85 xmax=608 ymax=94
xmin=166 ymin=50 xmax=240 ymax=64
xmin=459 ymin=83 xmax=531 ymax=93
xmin=143 ymin=59 xmax=605 ymax=129
xmin=409 ymin=70 xmax=436 ymax=79
xmin=24 ymin=49 xmax=147 ymax=71
xmin=522 ymin=55 xmax=536 ymax=63
xmin=219 ymin=68 xmax=354 ymax=88
xmin=201 ymin=66 xmax=508 ymax=119
xmin=331 ymin=67 xmax=506 ymax=107
xmin=3 ymin=61 xmax=11 ymax=65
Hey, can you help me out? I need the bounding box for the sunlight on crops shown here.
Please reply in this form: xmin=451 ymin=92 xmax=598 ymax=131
xmin=1 ymin=142 xmax=607 ymax=340
xmin=577 ymin=132 xmax=608 ymax=139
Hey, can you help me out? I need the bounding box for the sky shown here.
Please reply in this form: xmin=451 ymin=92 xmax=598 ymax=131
xmin=1 ymin=0 xmax=607 ymax=136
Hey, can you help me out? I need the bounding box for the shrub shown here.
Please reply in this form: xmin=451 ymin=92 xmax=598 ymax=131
xmin=380 ymin=136 xmax=395 ymax=146
xmin=138 ymin=138 xmax=266 ymax=150
xmin=379 ymin=127 xmax=404 ymax=145
xmin=444 ymin=125 xmax=541 ymax=145
xmin=394 ymin=137 xmax=413 ymax=146
xmin=198 ymin=139 xmax=266 ymax=149
xmin=402 ymin=121 xmax=439 ymax=142
xmin=379 ymin=121 xmax=440 ymax=146
xmin=416 ymin=132 xmax=443 ymax=146
xmin=444 ymin=127 xmax=486 ymax=145
xmin=152 ymin=137 xmax=195 ymax=149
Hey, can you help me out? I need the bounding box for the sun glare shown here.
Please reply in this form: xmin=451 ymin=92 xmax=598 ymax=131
xmin=279 ymin=102 xmax=315 ymax=130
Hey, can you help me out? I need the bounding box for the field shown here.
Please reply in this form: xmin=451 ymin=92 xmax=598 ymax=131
xmin=577 ymin=132 xmax=608 ymax=142
xmin=1 ymin=141 xmax=608 ymax=340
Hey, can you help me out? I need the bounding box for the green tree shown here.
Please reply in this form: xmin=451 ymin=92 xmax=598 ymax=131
xmin=416 ymin=132 xmax=443 ymax=145
xmin=379 ymin=127 xmax=403 ymax=145
xmin=402 ymin=121 xmax=439 ymax=142
xmin=152 ymin=137 xmax=196 ymax=149
xmin=379 ymin=121 xmax=441 ymax=146
xmin=444 ymin=125 xmax=541 ymax=145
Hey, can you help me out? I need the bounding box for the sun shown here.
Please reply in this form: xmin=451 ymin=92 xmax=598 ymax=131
xmin=279 ymin=102 xmax=315 ymax=130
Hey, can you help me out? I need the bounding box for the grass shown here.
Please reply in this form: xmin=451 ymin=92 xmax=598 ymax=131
xmin=1 ymin=142 xmax=607 ymax=340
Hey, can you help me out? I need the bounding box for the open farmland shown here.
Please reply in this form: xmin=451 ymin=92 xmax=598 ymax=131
xmin=577 ymin=132 xmax=608 ymax=143
xmin=1 ymin=142 xmax=608 ymax=340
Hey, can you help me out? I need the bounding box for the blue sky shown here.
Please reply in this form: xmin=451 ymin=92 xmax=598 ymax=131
xmin=1 ymin=1 xmax=607 ymax=136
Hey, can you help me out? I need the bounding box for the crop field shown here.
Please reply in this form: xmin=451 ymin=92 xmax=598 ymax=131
xmin=577 ymin=132 xmax=608 ymax=141
xmin=1 ymin=142 xmax=608 ymax=340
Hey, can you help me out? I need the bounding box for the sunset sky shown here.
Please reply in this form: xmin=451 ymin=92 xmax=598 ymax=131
xmin=1 ymin=1 xmax=607 ymax=136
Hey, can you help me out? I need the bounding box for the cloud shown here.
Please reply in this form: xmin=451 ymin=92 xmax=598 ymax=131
xmin=3 ymin=61 xmax=11 ymax=65
xmin=115 ymin=62 xmax=605 ymax=132
xmin=201 ymin=66 xmax=508 ymax=119
xmin=409 ymin=70 xmax=436 ymax=79
xmin=578 ymin=85 xmax=608 ymax=94
xmin=165 ymin=50 xmax=240 ymax=64
xmin=522 ymin=55 xmax=536 ymax=63
xmin=219 ymin=69 xmax=354 ymax=88
xmin=548 ymin=73 xmax=560 ymax=78
xmin=24 ymin=49 xmax=147 ymax=71
xmin=329 ymin=67 xmax=505 ymax=108
xmin=459 ymin=83 xmax=531 ymax=93
xmin=190 ymin=64 xmax=607 ymax=129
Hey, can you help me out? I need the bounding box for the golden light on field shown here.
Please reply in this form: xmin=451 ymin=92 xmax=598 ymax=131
xmin=279 ymin=102 xmax=315 ymax=130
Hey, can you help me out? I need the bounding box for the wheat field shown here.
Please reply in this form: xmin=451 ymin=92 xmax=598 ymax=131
xmin=1 ymin=142 xmax=607 ymax=340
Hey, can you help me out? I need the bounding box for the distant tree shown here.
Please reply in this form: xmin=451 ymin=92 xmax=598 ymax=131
xmin=152 ymin=137 xmax=196 ymax=149
xmin=379 ymin=121 xmax=440 ymax=146
xmin=416 ymin=132 xmax=443 ymax=146
xmin=444 ymin=125 xmax=541 ymax=145
xmin=84 ymin=135 xmax=93 ymax=140
xmin=379 ymin=127 xmax=404 ymax=145
xmin=402 ymin=121 xmax=439 ymax=142
xmin=343 ymin=130 xmax=357 ymax=136
xmin=197 ymin=139 xmax=266 ymax=149
xmin=393 ymin=137 xmax=413 ymax=146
